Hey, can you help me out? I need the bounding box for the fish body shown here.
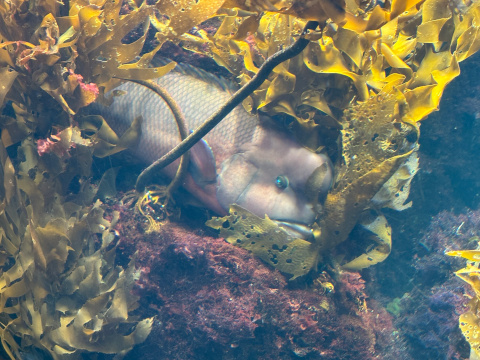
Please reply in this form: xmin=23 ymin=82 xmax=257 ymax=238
xmin=89 ymin=62 xmax=333 ymax=228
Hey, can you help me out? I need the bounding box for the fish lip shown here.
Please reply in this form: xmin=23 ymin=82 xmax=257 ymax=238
xmin=272 ymin=220 xmax=314 ymax=241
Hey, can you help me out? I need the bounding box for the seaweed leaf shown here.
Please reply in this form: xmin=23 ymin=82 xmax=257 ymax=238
xmin=207 ymin=204 xmax=317 ymax=280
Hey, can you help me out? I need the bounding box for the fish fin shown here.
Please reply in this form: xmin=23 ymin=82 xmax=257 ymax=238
xmin=189 ymin=135 xmax=217 ymax=187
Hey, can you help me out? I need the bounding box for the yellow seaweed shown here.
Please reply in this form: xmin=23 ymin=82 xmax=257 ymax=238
xmin=372 ymin=152 xmax=419 ymax=211
xmin=207 ymin=204 xmax=318 ymax=280
xmin=447 ymin=249 xmax=480 ymax=358
xmin=342 ymin=213 xmax=392 ymax=271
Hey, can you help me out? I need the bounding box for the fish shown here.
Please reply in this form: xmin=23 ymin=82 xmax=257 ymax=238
xmin=88 ymin=60 xmax=333 ymax=235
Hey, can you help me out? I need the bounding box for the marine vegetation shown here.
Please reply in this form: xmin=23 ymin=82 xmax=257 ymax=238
xmin=207 ymin=0 xmax=480 ymax=279
xmin=0 ymin=0 xmax=478 ymax=358
xmin=0 ymin=132 xmax=153 ymax=359
xmin=448 ymin=246 xmax=480 ymax=360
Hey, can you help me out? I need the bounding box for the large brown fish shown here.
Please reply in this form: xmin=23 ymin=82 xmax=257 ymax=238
xmin=89 ymin=61 xmax=333 ymax=234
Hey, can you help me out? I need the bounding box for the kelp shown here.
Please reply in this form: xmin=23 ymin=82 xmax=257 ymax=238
xmin=77 ymin=114 xmax=143 ymax=157
xmin=0 ymin=0 xmax=478 ymax=355
xmin=0 ymin=134 xmax=152 ymax=359
xmin=372 ymin=152 xmax=419 ymax=211
xmin=0 ymin=3 xmax=180 ymax=354
xmin=207 ymin=204 xmax=319 ymax=280
xmin=0 ymin=0 xmax=176 ymax=119
xmin=341 ymin=211 xmax=392 ymax=270
xmin=205 ymin=0 xmax=480 ymax=276
xmin=315 ymin=91 xmax=418 ymax=254
xmin=447 ymin=249 xmax=480 ymax=359
xmin=184 ymin=0 xmax=476 ymax=134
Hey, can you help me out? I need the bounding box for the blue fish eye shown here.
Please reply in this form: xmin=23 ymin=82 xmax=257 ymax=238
xmin=275 ymin=175 xmax=289 ymax=190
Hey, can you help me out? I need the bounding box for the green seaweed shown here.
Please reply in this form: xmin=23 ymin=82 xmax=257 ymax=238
xmin=386 ymin=297 xmax=403 ymax=317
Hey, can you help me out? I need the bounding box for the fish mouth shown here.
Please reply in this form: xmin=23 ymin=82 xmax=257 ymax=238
xmin=272 ymin=220 xmax=315 ymax=241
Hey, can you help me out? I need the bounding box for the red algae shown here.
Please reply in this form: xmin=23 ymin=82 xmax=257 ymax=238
xmin=112 ymin=205 xmax=399 ymax=360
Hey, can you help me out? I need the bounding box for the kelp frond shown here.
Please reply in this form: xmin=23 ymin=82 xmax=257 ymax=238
xmin=448 ymin=248 xmax=480 ymax=359
xmin=0 ymin=133 xmax=152 ymax=359
xmin=204 ymin=0 xmax=480 ymax=277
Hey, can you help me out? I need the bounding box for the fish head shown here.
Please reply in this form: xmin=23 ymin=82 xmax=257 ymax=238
xmin=216 ymin=127 xmax=333 ymax=232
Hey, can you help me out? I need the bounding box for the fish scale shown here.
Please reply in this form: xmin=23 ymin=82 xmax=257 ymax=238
xmin=94 ymin=64 xmax=261 ymax=169
xmin=88 ymin=61 xmax=333 ymax=229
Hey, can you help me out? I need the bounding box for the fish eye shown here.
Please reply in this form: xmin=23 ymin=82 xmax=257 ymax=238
xmin=275 ymin=175 xmax=289 ymax=190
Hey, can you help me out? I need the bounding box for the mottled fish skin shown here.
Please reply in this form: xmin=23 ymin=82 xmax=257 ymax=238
xmin=89 ymin=62 xmax=333 ymax=226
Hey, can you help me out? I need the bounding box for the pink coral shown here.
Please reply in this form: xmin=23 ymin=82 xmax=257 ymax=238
xmin=37 ymin=133 xmax=71 ymax=157
xmin=36 ymin=127 xmax=90 ymax=157
xmin=68 ymin=69 xmax=99 ymax=96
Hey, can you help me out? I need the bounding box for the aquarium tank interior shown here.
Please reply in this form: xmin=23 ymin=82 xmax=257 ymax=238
xmin=0 ymin=0 xmax=480 ymax=359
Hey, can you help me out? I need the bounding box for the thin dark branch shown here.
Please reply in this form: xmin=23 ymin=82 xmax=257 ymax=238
xmin=136 ymin=20 xmax=320 ymax=191
xmin=126 ymin=79 xmax=190 ymax=194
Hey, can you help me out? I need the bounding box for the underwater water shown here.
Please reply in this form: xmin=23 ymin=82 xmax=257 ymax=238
xmin=3 ymin=1 xmax=480 ymax=360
